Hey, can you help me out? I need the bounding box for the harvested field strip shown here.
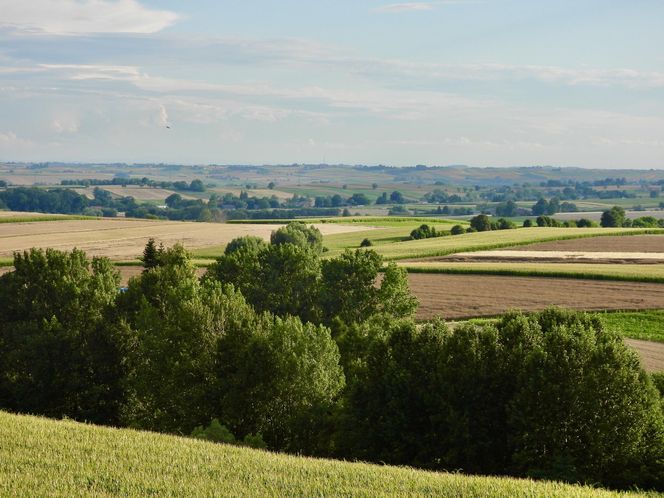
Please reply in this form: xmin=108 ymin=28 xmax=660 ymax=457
xmin=0 ymin=219 xmax=372 ymax=260
xmin=400 ymin=262 xmax=664 ymax=283
xmin=510 ymin=234 xmax=664 ymax=252
xmin=370 ymin=228 xmax=664 ymax=261
xmin=408 ymin=273 xmax=664 ymax=321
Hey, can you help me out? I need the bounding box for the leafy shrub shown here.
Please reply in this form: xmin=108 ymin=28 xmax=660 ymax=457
xmin=410 ymin=224 xmax=438 ymax=240
xmin=450 ymin=224 xmax=465 ymax=235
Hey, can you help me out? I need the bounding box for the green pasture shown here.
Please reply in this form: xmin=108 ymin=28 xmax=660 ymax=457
xmin=599 ymin=310 xmax=664 ymax=343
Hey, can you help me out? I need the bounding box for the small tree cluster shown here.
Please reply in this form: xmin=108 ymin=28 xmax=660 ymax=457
xmin=409 ymin=224 xmax=440 ymax=240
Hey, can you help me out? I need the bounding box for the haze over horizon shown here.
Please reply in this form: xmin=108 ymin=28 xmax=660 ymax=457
xmin=0 ymin=0 xmax=663 ymax=169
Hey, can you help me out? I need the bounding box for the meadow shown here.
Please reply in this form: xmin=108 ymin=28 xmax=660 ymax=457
xmin=0 ymin=411 xmax=649 ymax=498
xmin=599 ymin=310 xmax=664 ymax=343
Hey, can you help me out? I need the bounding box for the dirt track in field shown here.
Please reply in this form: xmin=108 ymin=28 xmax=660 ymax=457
xmin=408 ymin=273 xmax=664 ymax=320
xmin=510 ymin=234 xmax=664 ymax=253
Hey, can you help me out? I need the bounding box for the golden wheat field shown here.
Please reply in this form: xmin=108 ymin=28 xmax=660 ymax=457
xmin=0 ymin=218 xmax=373 ymax=260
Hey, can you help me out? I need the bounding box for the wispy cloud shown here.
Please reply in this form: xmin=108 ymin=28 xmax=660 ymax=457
xmin=373 ymin=1 xmax=478 ymax=13
xmin=374 ymin=2 xmax=434 ymax=13
xmin=0 ymin=0 xmax=179 ymax=35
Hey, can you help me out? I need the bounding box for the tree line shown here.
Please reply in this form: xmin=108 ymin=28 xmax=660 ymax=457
xmin=0 ymin=223 xmax=662 ymax=491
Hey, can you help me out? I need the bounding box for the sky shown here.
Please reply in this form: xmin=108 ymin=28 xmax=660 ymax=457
xmin=0 ymin=0 xmax=663 ymax=168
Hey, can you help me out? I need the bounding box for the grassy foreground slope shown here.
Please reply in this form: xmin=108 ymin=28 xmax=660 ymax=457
xmin=0 ymin=411 xmax=645 ymax=498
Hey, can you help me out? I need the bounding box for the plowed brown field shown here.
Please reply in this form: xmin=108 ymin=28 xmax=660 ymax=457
xmin=409 ymin=273 xmax=664 ymax=320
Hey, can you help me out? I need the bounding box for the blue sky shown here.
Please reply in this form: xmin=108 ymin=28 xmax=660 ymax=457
xmin=0 ymin=0 xmax=663 ymax=168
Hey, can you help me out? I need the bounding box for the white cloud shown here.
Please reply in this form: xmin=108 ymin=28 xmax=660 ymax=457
xmin=373 ymin=1 xmax=478 ymax=13
xmin=374 ymin=3 xmax=434 ymax=12
xmin=0 ymin=0 xmax=179 ymax=35
xmin=0 ymin=131 xmax=31 ymax=147
xmin=51 ymin=117 xmax=80 ymax=134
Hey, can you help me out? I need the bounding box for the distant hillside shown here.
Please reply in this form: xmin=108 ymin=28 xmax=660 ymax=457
xmin=0 ymin=411 xmax=650 ymax=497
xmin=3 ymin=162 xmax=664 ymax=188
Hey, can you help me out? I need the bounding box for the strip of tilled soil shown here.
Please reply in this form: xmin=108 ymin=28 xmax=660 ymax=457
xmin=409 ymin=273 xmax=664 ymax=321
xmin=510 ymin=234 xmax=664 ymax=253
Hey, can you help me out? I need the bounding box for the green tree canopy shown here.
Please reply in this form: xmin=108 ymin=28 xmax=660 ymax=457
xmin=270 ymin=222 xmax=324 ymax=253
xmin=0 ymin=248 xmax=124 ymax=424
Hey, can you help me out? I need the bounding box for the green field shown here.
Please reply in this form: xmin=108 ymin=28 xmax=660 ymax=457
xmin=191 ymin=221 xmax=664 ymax=261
xmin=0 ymin=411 xmax=648 ymax=498
xmin=599 ymin=310 xmax=664 ymax=343
xmin=192 ymin=217 xmax=465 ymax=259
xmin=400 ymin=261 xmax=664 ymax=283
xmin=363 ymin=227 xmax=664 ymax=261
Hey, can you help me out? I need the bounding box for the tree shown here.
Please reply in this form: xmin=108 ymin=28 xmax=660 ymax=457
xmin=247 ymin=243 xmax=322 ymax=323
xmin=216 ymin=313 xmax=344 ymax=453
xmin=320 ymin=250 xmax=384 ymax=324
xmin=450 ymin=224 xmax=465 ymax=235
xmin=503 ymin=309 xmax=664 ymax=488
xmin=206 ymin=236 xmax=267 ymax=302
xmin=165 ymin=193 xmax=182 ymax=209
xmin=601 ymin=206 xmax=626 ymax=227
xmin=523 ymin=219 xmax=533 ymax=227
xmin=495 ymin=200 xmax=517 ymax=217
xmin=410 ymin=224 xmax=438 ymax=240
xmin=189 ymin=179 xmax=205 ymax=192
xmin=536 ymin=215 xmax=560 ymax=227
xmin=268 ymin=182 xmax=276 ymax=189
xmin=116 ymin=244 xmax=252 ymax=433
xmin=337 ymin=308 xmax=664 ymax=490
xmin=388 ymin=205 xmax=410 ymax=216
xmin=224 ymin=235 xmax=267 ymax=255
xmin=470 ymin=214 xmax=492 ymax=232
xmin=360 ymin=238 xmax=373 ymax=247
xmin=389 ymin=191 xmax=405 ymax=204
xmin=271 ymin=222 xmax=324 ymax=253
xmin=531 ymin=198 xmax=549 ymax=216
xmin=376 ymin=263 xmax=418 ymax=319
xmin=141 ymin=238 xmax=162 ymax=270
xmin=375 ymin=192 xmax=388 ymax=205
xmin=0 ymin=248 xmax=125 ymax=424
xmin=348 ymin=193 xmax=371 ymax=206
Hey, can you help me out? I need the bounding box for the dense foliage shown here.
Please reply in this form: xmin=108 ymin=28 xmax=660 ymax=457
xmin=0 ymin=232 xmax=662 ymax=491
